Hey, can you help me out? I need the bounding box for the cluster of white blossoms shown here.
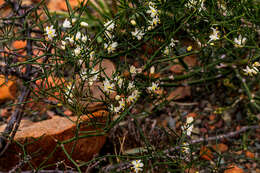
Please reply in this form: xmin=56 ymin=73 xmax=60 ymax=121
xmin=107 ymin=65 xmax=142 ymax=113
xmin=185 ymin=0 xmax=206 ymax=12
xmin=146 ymin=2 xmax=160 ymax=30
xmin=243 ymin=62 xmax=260 ymax=77
xmin=181 ymin=116 xmax=194 ymax=136
xmin=131 ymin=160 xmax=144 ymax=173
xmin=80 ymin=68 xmax=99 ymax=86
xmin=131 ymin=27 xmax=145 ymax=40
xmin=163 ymin=38 xmax=179 ymax=55
xmin=103 ymin=20 xmax=118 ymax=53
xmin=234 ymin=35 xmax=247 ymax=48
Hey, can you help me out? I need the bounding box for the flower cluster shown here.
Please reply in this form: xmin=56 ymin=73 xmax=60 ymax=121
xmin=208 ymin=27 xmax=220 ymax=44
xmin=181 ymin=116 xmax=194 ymax=136
xmin=163 ymin=38 xmax=179 ymax=55
xmin=234 ymin=35 xmax=247 ymax=48
xmin=243 ymin=62 xmax=260 ymax=76
xmin=185 ymin=0 xmax=206 ymax=12
xmin=146 ymin=2 xmax=160 ymax=30
xmin=103 ymin=20 xmax=118 ymax=53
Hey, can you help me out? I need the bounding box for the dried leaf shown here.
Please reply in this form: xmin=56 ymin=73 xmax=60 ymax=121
xmin=224 ymin=164 xmax=244 ymax=173
xmin=200 ymin=146 xmax=213 ymax=161
xmin=212 ymin=143 xmax=228 ymax=153
xmin=0 ymin=75 xmax=16 ymax=103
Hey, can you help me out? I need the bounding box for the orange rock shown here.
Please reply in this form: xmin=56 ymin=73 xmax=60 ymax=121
xmin=245 ymin=151 xmax=255 ymax=159
xmin=224 ymin=164 xmax=244 ymax=173
xmin=0 ymin=110 xmax=108 ymax=171
xmin=212 ymin=143 xmax=228 ymax=153
xmin=0 ymin=75 xmax=17 ymax=103
xmin=200 ymin=146 xmax=213 ymax=161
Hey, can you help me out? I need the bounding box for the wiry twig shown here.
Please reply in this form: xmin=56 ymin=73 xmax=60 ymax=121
xmin=0 ymin=0 xmax=36 ymax=156
xmin=102 ymin=125 xmax=259 ymax=172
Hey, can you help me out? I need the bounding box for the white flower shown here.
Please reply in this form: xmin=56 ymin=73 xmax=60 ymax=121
xmin=75 ymin=31 xmax=81 ymax=41
xmin=127 ymin=90 xmax=140 ymax=103
xmin=131 ymin=160 xmax=144 ymax=173
xmin=61 ymin=40 xmax=66 ymax=50
xmin=243 ymin=66 xmax=258 ymax=76
xmin=80 ymin=21 xmax=88 ymax=28
xmin=148 ymin=16 xmax=160 ymax=27
xmin=45 ymin=25 xmax=56 ymax=40
xmin=234 ymin=35 xmax=246 ymax=48
xmin=82 ymin=34 xmax=88 ymax=42
xmin=208 ymin=27 xmax=220 ymax=43
xmin=65 ymin=36 xmax=74 ymax=44
xmin=104 ymin=20 xmax=115 ymax=31
xmin=130 ymin=65 xmax=136 ymax=74
xmin=103 ymin=79 xmax=115 ymax=94
xmin=127 ymin=81 xmax=135 ymax=91
xmin=104 ymin=42 xmax=118 ymax=53
xmin=63 ymin=19 xmax=72 ymax=28
xmin=118 ymin=99 xmax=126 ymax=109
xmin=170 ymin=38 xmax=179 ymax=47
xmin=109 ymin=105 xmax=121 ymax=113
xmin=181 ymin=116 xmax=194 ymax=136
xmin=147 ymin=5 xmax=159 ymax=18
xmin=164 ymin=46 xmax=170 ymax=55
xmin=89 ymin=51 xmax=95 ymax=60
xmin=74 ymin=47 xmax=81 ymax=56
xmin=147 ymin=82 xmax=160 ymax=93
xmin=72 ymin=18 xmax=77 ymax=24
xmin=253 ymin=62 xmax=260 ymax=67
xmin=185 ymin=0 xmax=206 ymax=12
xmin=131 ymin=28 xmax=145 ymax=40
xmin=130 ymin=19 xmax=136 ymax=26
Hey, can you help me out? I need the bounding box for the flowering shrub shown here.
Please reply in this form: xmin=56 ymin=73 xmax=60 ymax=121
xmin=0 ymin=0 xmax=259 ymax=172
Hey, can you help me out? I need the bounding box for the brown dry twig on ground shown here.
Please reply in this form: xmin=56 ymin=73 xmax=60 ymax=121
xmin=102 ymin=125 xmax=259 ymax=172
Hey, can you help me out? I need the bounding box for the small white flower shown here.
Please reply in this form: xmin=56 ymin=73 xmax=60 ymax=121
xmin=131 ymin=28 xmax=145 ymax=40
xmin=170 ymin=38 xmax=179 ymax=47
xmin=105 ymin=42 xmax=118 ymax=53
xmin=81 ymin=34 xmax=88 ymax=42
xmin=61 ymin=40 xmax=66 ymax=50
xmin=164 ymin=46 xmax=170 ymax=55
xmin=104 ymin=20 xmax=115 ymax=31
xmin=109 ymin=105 xmax=121 ymax=113
xmin=74 ymin=47 xmax=81 ymax=56
xmin=72 ymin=18 xmax=77 ymax=24
xmin=147 ymin=5 xmax=159 ymax=18
xmin=127 ymin=90 xmax=140 ymax=103
xmin=127 ymin=81 xmax=135 ymax=91
xmin=45 ymin=25 xmax=56 ymax=40
xmin=185 ymin=0 xmax=206 ymax=12
xmin=147 ymin=82 xmax=160 ymax=93
xmin=75 ymin=31 xmax=81 ymax=41
xmin=63 ymin=19 xmax=72 ymax=28
xmin=234 ymin=35 xmax=246 ymax=48
xmin=103 ymin=79 xmax=115 ymax=94
xmin=118 ymin=99 xmax=126 ymax=109
xmin=80 ymin=21 xmax=88 ymax=28
xmin=89 ymin=51 xmax=95 ymax=60
xmin=65 ymin=36 xmax=74 ymax=44
xmin=148 ymin=16 xmax=160 ymax=27
xmin=150 ymin=66 xmax=155 ymax=74
xmin=243 ymin=66 xmax=258 ymax=76
xmin=131 ymin=160 xmax=144 ymax=173
xmin=130 ymin=19 xmax=137 ymax=26
xmin=208 ymin=27 xmax=220 ymax=43
xmin=253 ymin=62 xmax=260 ymax=67
xmin=181 ymin=116 xmax=194 ymax=136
